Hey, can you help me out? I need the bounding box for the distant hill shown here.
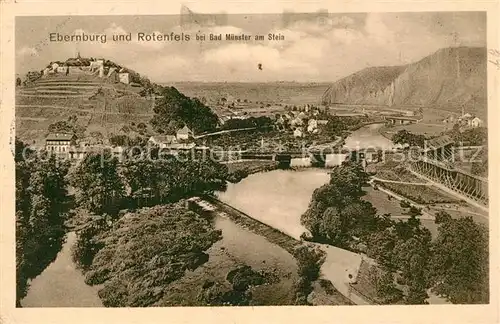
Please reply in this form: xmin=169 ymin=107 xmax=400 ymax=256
xmin=322 ymin=47 xmax=487 ymax=118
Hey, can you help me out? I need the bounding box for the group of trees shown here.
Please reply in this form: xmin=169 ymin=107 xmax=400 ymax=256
xmin=392 ymin=129 xmax=426 ymax=147
xmin=120 ymin=153 xmax=229 ymax=207
xmin=69 ymin=150 xmax=229 ymax=215
xmin=300 ymin=161 xmax=489 ymax=304
xmin=322 ymin=116 xmax=366 ymax=138
xmin=449 ymin=125 xmax=487 ymax=146
xmin=68 ymin=150 xmax=229 ymax=284
xmin=150 ymin=86 xmax=219 ymax=135
xmin=222 ymin=116 xmax=273 ymax=131
xmin=429 ymin=212 xmax=489 ymax=304
xmin=300 ymin=161 xmax=371 ymax=246
xmin=292 ymin=245 xmax=326 ymax=305
xmin=15 ymin=140 xmax=70 ymax=305
xmin=47 ymin=115 xmax=86 ymax=138
xmin=196 ymin=266 xmax=267 ymax=306
xmin=79 ymin=204 xmax=223 ymax=307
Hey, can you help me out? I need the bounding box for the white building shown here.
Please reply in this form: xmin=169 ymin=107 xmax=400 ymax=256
xmin=469 ymin=117 xmax=484 ymax=128
xmin=290 ymin=118 xmax=304 ymax=127
xmin=293 ymin=128 xmax=303 ymax=138
xmin=118 ymin=72 xmax=130 ymax=84
xmin=176 ymin=125 xmax=193 ymax=141
xmin=89 ymin=60 xmax=104 ymax=72
xmin=148 ymin=135 xmax=177 ymax=148
xmin=56 ymin=66 xmax=68 ymax=73
xmin=45 ymin=133 xmax=76 ymax=154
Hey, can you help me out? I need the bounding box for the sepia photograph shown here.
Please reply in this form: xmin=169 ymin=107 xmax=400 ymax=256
xmin=3 ymin=4 xmax=495 ymax=316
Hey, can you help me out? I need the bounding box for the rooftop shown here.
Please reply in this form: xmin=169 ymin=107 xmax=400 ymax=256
xmin=425 ymin=135 xmax=454 ymax=150
xmin=45 ymin=133 xmax=74 ymax=141
xmin=150 ymin=135 xmax=177 ymax=144
xmin=177 ymin=125 xmax=192 ymax=134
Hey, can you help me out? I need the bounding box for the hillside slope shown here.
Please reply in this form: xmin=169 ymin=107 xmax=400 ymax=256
xmin=16 ymin=65 xmax=155 ymax=143
xmin=322 ymin=47 xmax=487 ymax=117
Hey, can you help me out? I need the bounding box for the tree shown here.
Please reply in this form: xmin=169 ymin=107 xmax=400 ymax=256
xmin=392 ymin=130 xmax=425 ymax=147
xmin=368 ymin=266 xmax=403 ymax=304
xmin=434 ymin=211 xmax=452 ymax=224
xmin=366 ymin=228 xmax=398 ymax=268
xmin=69 ymin=151 xmax=125 ymax=215
xmin=404 ymin=281 xmax=429 ymax=304
xmin=428 ymin=216 xmax=488 ymax=303
xmin=292 ymin=245 xmax=326 ymax=305
xmin=15 ymin=143 xmax=70 ymax=304
xmin=151 ymin=86 xmax=219 ymax=134
xmin=85 ymin=204 xmax=222 ymax=307
xmin=300 ymin=161 xmax=371 ymax=245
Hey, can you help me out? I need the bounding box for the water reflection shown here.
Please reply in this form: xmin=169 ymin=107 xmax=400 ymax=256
xmin=21 ymin=232 xmax=103 ymax=307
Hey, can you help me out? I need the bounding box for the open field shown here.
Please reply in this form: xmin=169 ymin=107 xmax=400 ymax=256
xmin=362 ymin=187 xmax=439 ymax=238
xmin=373 ymin=166 xmax=427 ymax=184
xmin=375 ymin=182 xmax=460 ymax=205
xmin=379 ymin=107 xmax=456 ymax=137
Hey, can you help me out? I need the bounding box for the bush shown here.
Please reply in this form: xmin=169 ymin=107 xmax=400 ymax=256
xmin=226 ymin=265 xmax=265 ymax=291
xmin=318 ymin=279 xmax=335 ymax=295
xmin=84 ymin=204 xmax=222 ymax=307
xmin=292 ymin=245 xmax=326 ymax=305
xmin=400 ymin=200 xmax=411 ymax=209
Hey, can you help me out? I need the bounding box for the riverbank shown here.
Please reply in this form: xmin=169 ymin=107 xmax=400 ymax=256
xmin=226 ymin=160 xmax=279 ymax=183
xmin=203 ymin=196 xmax=355 ymax=306
xmin=205 ymin=196 xmax=302 ymax=254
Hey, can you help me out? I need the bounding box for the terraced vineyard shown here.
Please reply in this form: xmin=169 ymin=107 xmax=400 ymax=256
xmin=16 ymin=72 xmax=153 ymax=143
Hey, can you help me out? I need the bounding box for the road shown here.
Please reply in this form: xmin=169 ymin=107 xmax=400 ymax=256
xmin=371 ymin=176 xmax=431 ymax=186
xmin=194 ymin=127 xmax=259 ymax=139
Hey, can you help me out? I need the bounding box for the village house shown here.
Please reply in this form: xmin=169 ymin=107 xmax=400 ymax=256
xmin=297 ymin=112 xmax=307 ymax=120
xmin=45 ymin=133 xmax=76 ymax=154
xmin=293 ymin=128 xmax=304 ymax=138
xmin=469 ymin=117 xmax=483 ymax=128
xmin=290 ymin=117 xmax=304 ymax=127
xmin=118 ymin=72 xmax=130 ymax=84
xmin=457 ymin=113 xmax=483 ymax=128
xmin=148 ymin=135 xmax=177 ymax=148
xmin=307 ymin=119 xmax=319 ymax=134
xmin=176 ymin=125 xmax=193 ymax=141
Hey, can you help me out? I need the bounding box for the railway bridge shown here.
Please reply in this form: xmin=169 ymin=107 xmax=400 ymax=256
xmin=407 ymin=135 xmax=488 ymax=207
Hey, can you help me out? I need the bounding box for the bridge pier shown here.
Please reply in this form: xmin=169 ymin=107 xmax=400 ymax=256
xmin=310 ymin=154 xmax=326 ymax=168
xmin=274 ymin=154 xmax=292 ymax=168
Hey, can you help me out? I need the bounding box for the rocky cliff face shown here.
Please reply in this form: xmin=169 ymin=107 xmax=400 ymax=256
xmin=322 ymin=47 xmax=487 ymax=114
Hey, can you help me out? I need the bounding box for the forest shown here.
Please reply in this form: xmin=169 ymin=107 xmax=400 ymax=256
xmin=300 ymin=161 xmax=489 ymax=304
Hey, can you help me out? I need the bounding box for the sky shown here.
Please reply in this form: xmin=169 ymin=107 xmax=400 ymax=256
xmin=15 ymin=11 xmax=486 ymax=82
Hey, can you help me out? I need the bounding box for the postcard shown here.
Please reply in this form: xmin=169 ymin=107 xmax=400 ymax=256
xmin=0 ymin=1 xmax=498 ymax=324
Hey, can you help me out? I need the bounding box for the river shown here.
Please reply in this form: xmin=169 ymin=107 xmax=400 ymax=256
xmin=21 ymin=232 xmax=103 ymax=307
xmin=21 ymin=124 xmax=391 ymax=306
xmin=217 ymin=123 xmax=393 ymax=240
